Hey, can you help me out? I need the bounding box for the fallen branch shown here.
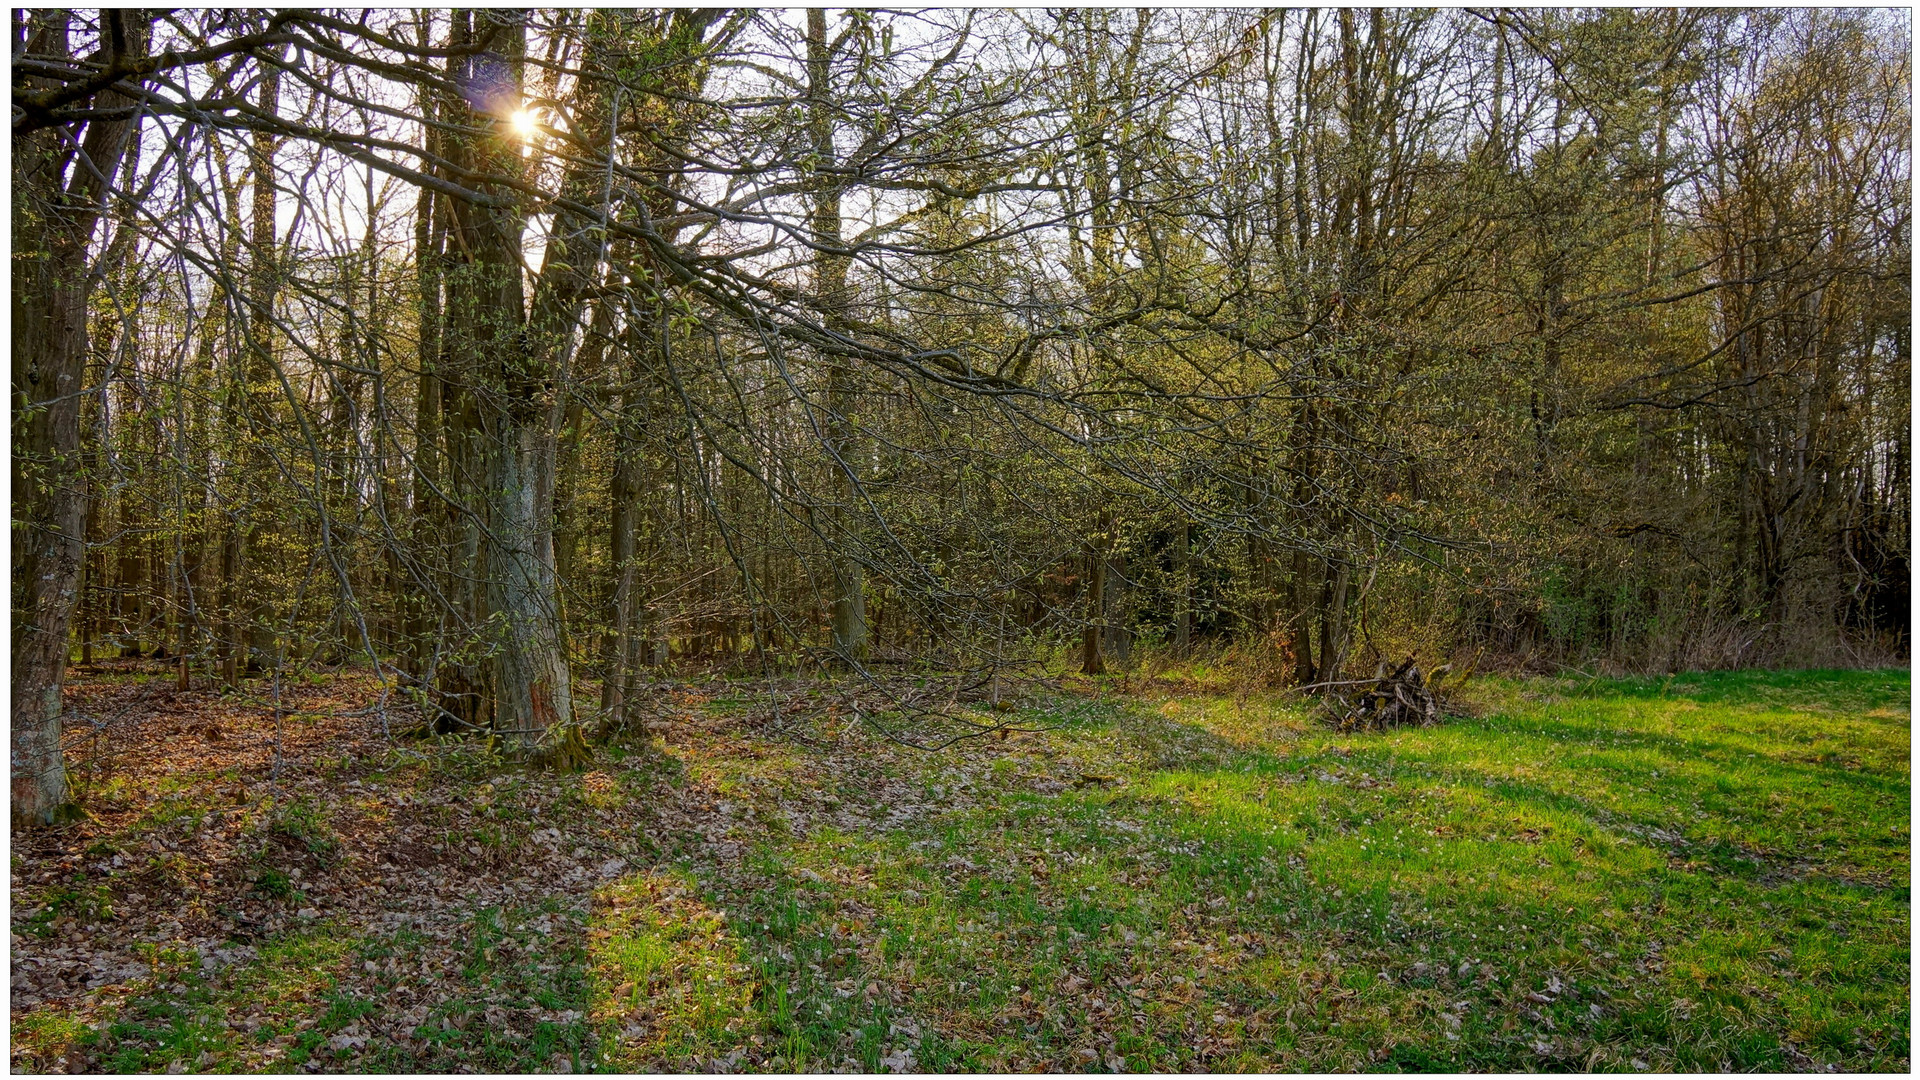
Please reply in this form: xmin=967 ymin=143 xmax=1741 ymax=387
xmin=1321 ymin=654 xmax=1471 ymax=733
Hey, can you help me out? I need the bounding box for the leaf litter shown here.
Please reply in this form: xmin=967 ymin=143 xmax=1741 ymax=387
xmin=11 ymin=661 xmax=1909 ymax=1073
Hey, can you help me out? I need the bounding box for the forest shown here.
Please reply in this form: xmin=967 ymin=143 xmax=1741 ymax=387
xmin=8 ymin=8 xmax=1912 ymax=1073
xmin=13 ymin=7 xmax=1911 ymax=817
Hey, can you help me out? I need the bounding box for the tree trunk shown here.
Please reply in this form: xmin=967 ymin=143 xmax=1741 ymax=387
xmin=488 ymin=419 xmax=573 ymax=749
xmin=440 ymin=12 xmax=576 ymax=752
xmin=12 ymin=9 xmax=151 ymax=824
xmin=1317 ymin=558 xmax=1353 ymax=684
xmin=1082 ymin=513 xmax=1110 ymax=675
xmin=808 ymin=9 xmax=870 ymax=664
xmin=442 ymin=11 xmax=642 ymax=751
xmin=239 ymin=49 xmax=285 ymax=674
xmin=1174 ymin=518 xmax=1193 ymax=659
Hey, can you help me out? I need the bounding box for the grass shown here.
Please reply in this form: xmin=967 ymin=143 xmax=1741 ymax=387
xmin=267 ymin=796 xmax=340 ymax=858
xmin=591 ymin=871 xmax=758 ymax=1067
xmin=12 ymin=667 xmax=1906 ymax=1072
xmin=586 ymin=667 xmax=1908 ymax=1071
xmin=21 ymin=925 xmax=362 ymax=1073
xmin=27 ymin=907 xmax=600 ymax=1074
xmin=21 ymin=877 xmax=117 ymax=937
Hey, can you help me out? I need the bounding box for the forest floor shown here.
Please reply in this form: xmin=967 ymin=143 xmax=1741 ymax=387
xmin=9 ymin=662 xmax=1910 ymax=1073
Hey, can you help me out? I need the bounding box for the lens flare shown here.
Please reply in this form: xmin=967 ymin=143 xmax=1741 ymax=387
xmin=508 ymin=109 xmax=538 ymax=140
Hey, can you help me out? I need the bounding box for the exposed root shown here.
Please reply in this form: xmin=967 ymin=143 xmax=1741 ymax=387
xmin=537 ymin=722 xmax=594 ymax=772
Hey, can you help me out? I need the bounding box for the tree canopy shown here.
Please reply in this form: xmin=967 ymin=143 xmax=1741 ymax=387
xmin=13 ymin=8 xmax=1909 ymax=823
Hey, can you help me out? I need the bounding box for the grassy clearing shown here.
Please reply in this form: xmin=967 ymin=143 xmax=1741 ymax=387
xmin=586 ymin=667 xmax=1907 ymax=1071
xmin=12 ymin=668 xmax=1907 ymax=1072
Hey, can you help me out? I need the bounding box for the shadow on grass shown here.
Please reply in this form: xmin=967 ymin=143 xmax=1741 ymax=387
xmin=585 ymin=668 xmax=1909 ymax=1071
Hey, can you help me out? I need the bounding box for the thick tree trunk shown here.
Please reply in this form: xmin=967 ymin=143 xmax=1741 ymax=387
xmin=12 ymin=10 xmax=150 ymax=825
xmin=808 ymin=9 xmax=870 ymax=664
xmin=488 ymin=420 xmax=573 ymax=751
xmin=441 ymin=10 xmax=634 ymax=752
xmin=11 ymin=187 xmax=93 ymax=817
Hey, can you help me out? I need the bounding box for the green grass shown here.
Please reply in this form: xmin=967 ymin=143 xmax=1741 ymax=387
xmin=16 ymin=668 xmax=1905 ymax=1073
xmin=28 ymin=926 xmax=361 ymax=1073
xmin=587 ymin=667 xmax=1908 ymax=1071
xmin=32 ymin=907 xmax=601 ymax=1074
xmin=390 ymin=901 xmax=598 ymax=1073
xmin=591 ymin=871 xmax=759 ymax=1067
xmin=21 ymin=876 xmax=117 ymax=937
xmin=267 ymin=795 xmax=340 ymax=858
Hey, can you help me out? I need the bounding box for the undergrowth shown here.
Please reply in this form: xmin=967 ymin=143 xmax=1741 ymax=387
xmin=10 ymin=667 xmax=1907 ymax=1073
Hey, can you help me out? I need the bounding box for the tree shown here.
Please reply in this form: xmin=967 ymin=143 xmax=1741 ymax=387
xmin=12 ymin=9 xmax=154 ymax=823
xmin=8 ymin=8 xmax=1908 ymax=804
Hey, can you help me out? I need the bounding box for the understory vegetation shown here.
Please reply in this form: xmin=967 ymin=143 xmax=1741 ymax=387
xmin=11 ymin=664 xmax=1908 ymax=1073
xmin=12 ymin=9 xmax=1910 ymax=825
xmin=10 ymin=10 xmax=1911 ymax=1073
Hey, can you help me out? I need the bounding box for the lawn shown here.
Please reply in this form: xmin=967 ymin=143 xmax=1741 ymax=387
xmin=10 ymin=667 xmax=1909 ymax=1072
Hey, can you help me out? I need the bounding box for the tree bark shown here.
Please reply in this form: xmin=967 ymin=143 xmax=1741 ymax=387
xmin=808 ymin=8 xmax=870 ymax=664
xmin=437 ymin=12 xmax=579 ymax=752
xmin=1081 ymin=512 xmax=1110 ymax=675
xmin=1317 ymin=558 xmax=1353 ymax=685
xmin=12 ymin=9 xmax=151 ymax=824
xmin=1174 ymin=518 xmax=1193 ymax=659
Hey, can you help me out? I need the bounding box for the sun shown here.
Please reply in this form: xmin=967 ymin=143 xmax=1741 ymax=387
xmin=508 ymin=108 xmax=538 ymax=140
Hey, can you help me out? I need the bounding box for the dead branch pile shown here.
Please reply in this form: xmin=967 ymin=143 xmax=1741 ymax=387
xmin=1318 ymin=655 xmax=1471 ymax=733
